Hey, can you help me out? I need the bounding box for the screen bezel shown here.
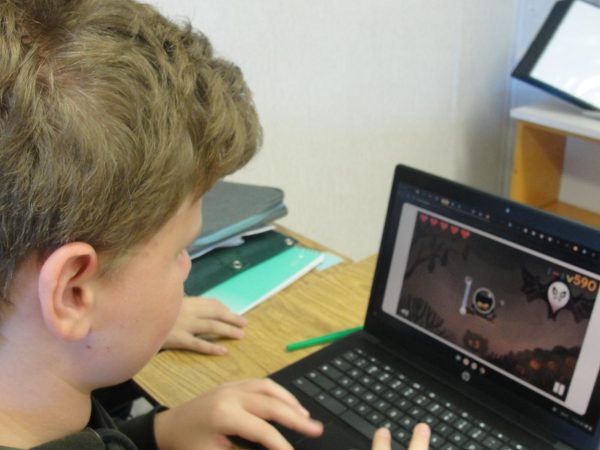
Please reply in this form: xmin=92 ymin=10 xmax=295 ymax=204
xmin=364 ymin=165 xmax=600 ymax=450
xmin=511 ymin=0 xmax=600 ymax=112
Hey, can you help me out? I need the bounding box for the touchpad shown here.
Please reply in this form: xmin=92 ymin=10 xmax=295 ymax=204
xmin=294 ymin=420 xmax=368 ymax=450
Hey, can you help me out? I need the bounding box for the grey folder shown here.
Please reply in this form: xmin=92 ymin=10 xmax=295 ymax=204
xmin=188 ymin=181 xmax=287 ymax=258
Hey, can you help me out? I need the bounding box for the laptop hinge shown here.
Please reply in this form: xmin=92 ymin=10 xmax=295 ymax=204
xmin=362 ymin=330 xmax=380 ymax=345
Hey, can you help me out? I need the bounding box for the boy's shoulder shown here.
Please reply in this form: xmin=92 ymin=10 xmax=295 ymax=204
xmin=0 ymin=398 xmax=143 ymax=450
xmin=0 ymin=429 xmax=125 ymax=450
xmin=0 ymin=429 xmax=124 ymax=450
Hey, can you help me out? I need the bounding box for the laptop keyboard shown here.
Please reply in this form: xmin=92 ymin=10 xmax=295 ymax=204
xmin=292 ymin=348 xmax=528 ymax=450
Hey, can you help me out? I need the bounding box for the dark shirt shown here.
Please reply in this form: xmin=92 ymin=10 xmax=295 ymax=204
xmin=0 ymin=398 xmax=161 ymax=450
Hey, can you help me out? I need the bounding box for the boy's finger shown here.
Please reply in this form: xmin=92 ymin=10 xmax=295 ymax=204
xmin=237 ymin=379 xmax=308 ymax=413
xmin=242 ymin=393 xmax=323 ymax=437
xmin=407 ymin=423 xmax=430 ymax=450
xmin=169 ymin=333 xmax=228 ymax=355
xmin=226 ymin=413 xmax=295 ymax=450
xmin=189 ymin=297 xmax=248 ymax=326
xmin=194 ymin=319 xmax=245 ymax=339
xmin=371 ymin=427 xmax=392 ymax=450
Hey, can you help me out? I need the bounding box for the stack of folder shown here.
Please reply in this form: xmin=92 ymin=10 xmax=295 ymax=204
xmin=185 ymin=181 xmax=324 ymax=314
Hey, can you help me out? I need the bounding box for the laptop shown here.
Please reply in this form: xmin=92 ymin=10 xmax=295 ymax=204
xmin=269 ymin=165 xmax=600 ymax=450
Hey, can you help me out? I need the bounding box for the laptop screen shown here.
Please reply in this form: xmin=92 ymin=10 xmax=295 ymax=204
xmin=371 ymin=167 xmax=600 ymax=438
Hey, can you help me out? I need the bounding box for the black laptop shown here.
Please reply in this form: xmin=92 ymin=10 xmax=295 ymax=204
xmin=269 ymin=165 xmax=600 ymax=450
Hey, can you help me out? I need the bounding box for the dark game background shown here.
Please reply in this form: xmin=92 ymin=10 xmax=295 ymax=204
xmin=396 ymin=212 xmax=596 ymax=400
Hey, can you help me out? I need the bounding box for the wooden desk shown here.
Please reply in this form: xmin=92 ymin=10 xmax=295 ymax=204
xmin=134 ymin=255 xmax=377 ymax=407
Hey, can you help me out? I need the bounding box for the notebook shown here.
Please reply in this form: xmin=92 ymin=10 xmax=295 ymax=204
xmin=201 ymin=246 xmax=324 ymax=315
xmin=269 ymin=165 xmax=600 ymax=450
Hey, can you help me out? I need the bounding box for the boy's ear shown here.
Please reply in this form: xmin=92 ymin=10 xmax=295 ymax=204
xmin=38 ymin=242 xmax=99 ymax=341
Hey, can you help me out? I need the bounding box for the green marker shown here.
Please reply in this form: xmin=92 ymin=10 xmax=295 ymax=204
xmin=285 ymin=326 xmax=362 ymax=352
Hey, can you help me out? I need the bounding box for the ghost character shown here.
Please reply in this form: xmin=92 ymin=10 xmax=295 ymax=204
xmin=547 ymin=281 xmax=570 ymax=315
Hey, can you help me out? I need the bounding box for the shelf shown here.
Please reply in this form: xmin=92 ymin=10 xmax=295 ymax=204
xmin=510 ymin=103 xmax=600 ymax=231
xmin=511 ymin=103 xmax=600 ymax=142
xmin=543 ymin=201 xmax=600 ymax=229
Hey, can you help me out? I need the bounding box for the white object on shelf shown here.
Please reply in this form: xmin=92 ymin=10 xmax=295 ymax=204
xmin=510 ymin=103 xmax=600 ymax=141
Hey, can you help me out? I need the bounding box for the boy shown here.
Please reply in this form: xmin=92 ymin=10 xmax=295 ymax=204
xmin=0 ymin=1 xmax=429 ymax=448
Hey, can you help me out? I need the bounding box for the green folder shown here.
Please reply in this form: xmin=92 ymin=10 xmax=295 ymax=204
xmin=202 ymin=246 xmax=324 ymax=314
xmin=184 ymin=230 xmax=297 ymax=295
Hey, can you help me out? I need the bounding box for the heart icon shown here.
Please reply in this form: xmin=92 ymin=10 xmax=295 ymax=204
xmin=430 ymin=218 xmax=438 ymax=227
xmin=420 ymin=214 xmax=428 ymax=223
xmin=450 ymin=226 xmax=459 ymax=235
xmin=440 ymin=222 xmax=448 ymax=231
xmin=460 ymin=229 xmax=470 ymax=239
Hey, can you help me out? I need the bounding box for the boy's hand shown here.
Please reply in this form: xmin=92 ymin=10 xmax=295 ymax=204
xmin=162 ymin=297 xmax=247 ymax=355
xmin=153 ymin=379 xmax=323 ymax=450
xmin=371 ymin=424 xmax=430 ymax=450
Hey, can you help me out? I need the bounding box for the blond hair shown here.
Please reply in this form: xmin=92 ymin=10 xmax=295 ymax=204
xmin=0 ymin=0 xmax=261 ymax=310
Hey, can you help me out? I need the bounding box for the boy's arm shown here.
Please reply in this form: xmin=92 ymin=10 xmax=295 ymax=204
xmin=117 ymin=407 xmax=166 ymax=450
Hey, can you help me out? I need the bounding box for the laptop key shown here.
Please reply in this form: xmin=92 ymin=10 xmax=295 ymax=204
xmin=307 ymin=371 xmax=335 ymax=390
xmin=343 ymin=350 xmax=358 ymax=361
xmin=397 ymin=398 xmax=410 ymax=410
xmin=382 ymin=389 xmax=399 ymax=401
xmin=332 ymin=357 xmax=351 ymax=371
xmin=468 ymin=426 xmax=486 ymax=441
xmin=331 ymin=386 xmax=346 ymax=399
xmin=372 ymin=382 xmax=386 ymax=393
xmin=354 ymin=402 xmax=371 ymax=416
xmin=350 ymin=383 xmax=366 ymax=396
xmin=348 ymin=368 xmax=362 ymax=378
xmin=401 ymin=386 xmax=417 ymax=398
xmin=339 ymin=376 xmax=353 ymax=387
xmin=380 ymin=420 xmax=398 ymax=432
xmin=491 ymin=431 xmax=508 ymax=442
xmin=435 ymin=422 xmax=453 ymax=437
xmin=400 ymin=415 xmax=416 ymax=430
xmin=422 ymin=414 xmax=439 ymax=427
xmin=292 ymin=377 xmax=320 ymax=397
xmin=367 ymin=410 xmax=384 ymax=425
xmin=356 ymin=358 xmax=368 ymax=368
xmin=386 ymin=407 xmax=401 ymax=421
xmin=374 ymin=399 xmax=390 ymax=412
xmin=363 ymin=391 xmax=377 ymax=405
xmin=464 ymin=442 xmax=483 ymax=450
xmin=440 ymin=443 xmax=459 ymax=450
xmin=429 ymin=434 xmax=445 ymax=449
xmin=482 ymin=436 xmax=502 ymax=449
xmin=342 ymin=395 xmax=359 ymax=407
xmin=314 ymin=392 xmax=346 ymax=415
xmin=440 ymin=410 xmax=457 ymax=423
xmin=341 ymin=410 xmax=377 ymax=440
xmin=448 ymin=431 xmax=468 ymax=446
xmin=319 ymin=364 xmax=343 ymax=380
xmin=393 ymin=427 xmax=410 ymax=443
xmin=378 ymin=371 xmax=391 ymax=383
xmin=414 ymin=394 xmax=429 ymax=406
xmin=366 ymin=364 xmax=380 ymax=375
xmin=408 ymin=406 xmax=425 ymax=419
xmin=454 ymin=418 xmax=472 ymax=433
xmin=427 ymin=401 xmax=442 ymax=414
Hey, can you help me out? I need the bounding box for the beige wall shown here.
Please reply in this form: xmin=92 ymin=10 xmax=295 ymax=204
xmin=149 ymin=1 xmax=529 ymax=260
